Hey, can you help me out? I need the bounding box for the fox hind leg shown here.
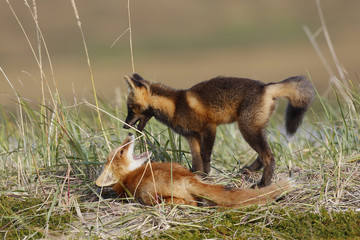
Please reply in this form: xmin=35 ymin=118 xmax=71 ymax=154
xmin=238 ymin=125 xmax=275 ymax=187
xmin=243 ymin=156 xmax=263 ymax=172
xmin=163 ymin=197 xmax=198 ymax=206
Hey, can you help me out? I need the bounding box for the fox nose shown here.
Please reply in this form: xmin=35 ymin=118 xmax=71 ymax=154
xmin=128 ymin=133 xmax=133 ymax=137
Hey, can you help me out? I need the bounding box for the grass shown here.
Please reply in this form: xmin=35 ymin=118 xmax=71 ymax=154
xmin=1 ymin=0 xmax=360 ymax=239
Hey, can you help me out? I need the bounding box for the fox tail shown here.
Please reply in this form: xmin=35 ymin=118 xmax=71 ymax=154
xmin=186 ymin=178 xmax=293 ymax=207
xmin=266 ymin=76 xmax=315 ymax=135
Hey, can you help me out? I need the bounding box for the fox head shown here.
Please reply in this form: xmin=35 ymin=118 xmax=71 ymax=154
xmin=96 ymin=133 xmax=151 ymax=187
xmin=123 ymin=73 xmax=153 ymax=131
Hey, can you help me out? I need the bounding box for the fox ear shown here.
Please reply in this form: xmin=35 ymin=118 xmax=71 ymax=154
xmin=95 ymin=167 xmax=118 ymax=187
xmin=132 ymin=73 xmax=144 ymax=81
xmin=124 ymin=75 xmax=142 ymax=91
xmin=124 ymin=74 xmax=149 ymax=92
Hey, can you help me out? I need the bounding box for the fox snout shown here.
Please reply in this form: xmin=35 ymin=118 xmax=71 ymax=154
xmin=123 ymin=114 xmax=151 ymax=131
xmin=123 ymin=122 xmax=132 ymax=129
xmin=122 ymin=116 xmax=141 ymax=130
xmin=123 ymin=109 xmax=137 ymax=129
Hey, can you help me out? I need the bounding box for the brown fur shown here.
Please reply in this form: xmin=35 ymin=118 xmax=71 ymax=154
xmin=96 ymin=134 xmax=292 ymax=207
xmin=123 ymin=74 xmax=314 ymax=187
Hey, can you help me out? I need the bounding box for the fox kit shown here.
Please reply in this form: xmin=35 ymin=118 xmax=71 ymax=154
xmin=123 ymin=73 xmax=314 ymax=187
xmin=96 ymin=134 xmax=292 ymax=207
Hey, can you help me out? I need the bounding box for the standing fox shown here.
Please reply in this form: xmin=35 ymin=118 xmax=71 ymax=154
xmin=96 ymin=134 xmax=292 ymax=207
xmin=123 ymin=74 xmax=314 ymax=187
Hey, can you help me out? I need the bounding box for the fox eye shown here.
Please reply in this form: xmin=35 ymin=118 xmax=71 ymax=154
xmin=120 ymin=150 xmax=124 ymax=155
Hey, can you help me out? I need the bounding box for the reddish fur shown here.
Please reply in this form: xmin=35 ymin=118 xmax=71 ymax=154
xmin=97 ymin=135 xmax=292 ymax=207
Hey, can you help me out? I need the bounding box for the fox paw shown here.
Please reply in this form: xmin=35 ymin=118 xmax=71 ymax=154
xmin=240 ymin=167 xmax=252 ymax=175
xmin=191 ymin=169 xmax=208 ymax=178
xmin=251 ymin=180 xmax=271 ymax=189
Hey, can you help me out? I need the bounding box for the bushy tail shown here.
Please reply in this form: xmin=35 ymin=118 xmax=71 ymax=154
xmin=186 ymin=178 xmax=293 ymax=207
xmin=266 ymin=76 xmax=315 ymax=135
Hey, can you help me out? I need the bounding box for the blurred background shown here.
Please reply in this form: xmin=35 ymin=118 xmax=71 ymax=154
xmin=1 ymin=0 xmax=360 ymax=107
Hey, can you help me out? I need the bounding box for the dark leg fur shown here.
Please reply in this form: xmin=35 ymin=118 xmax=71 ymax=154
xmin=186 ymin=135 xmax=203 ymax=173
xmin=242 ymin=156 xmax=263 ymax=173
xmin=258 ymin=153 xmax=275 ymax=187
xmin=239 ymin=125 xmax=275 ymax=187
xmin=200 ymin=125 xmax=217 ymax=174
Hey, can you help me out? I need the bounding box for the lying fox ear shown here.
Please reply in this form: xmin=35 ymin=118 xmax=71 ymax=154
xmin=95 ymin=167 xmax=118 ymax=187
xmin=124 ymin=74 xmax=149 ymax=92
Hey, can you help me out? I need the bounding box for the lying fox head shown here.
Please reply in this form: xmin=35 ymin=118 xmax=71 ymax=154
xmin=96 ymin=133 xmax=151 ymax=187
xmin=123 ymin=74 xmax=153 ymax=131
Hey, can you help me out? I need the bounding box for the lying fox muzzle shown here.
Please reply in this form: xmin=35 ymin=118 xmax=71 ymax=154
xmin=96 ymin=133 xmax=151 ymax=187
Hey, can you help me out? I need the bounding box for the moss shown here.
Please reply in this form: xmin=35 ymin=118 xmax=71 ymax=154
xmin=272 ymin=208 xmax=360 ymax=239
xmin=0 ymin=194 xmax=74 ymax=239
xmin=145 ymin=207 xmax=360 ymax=240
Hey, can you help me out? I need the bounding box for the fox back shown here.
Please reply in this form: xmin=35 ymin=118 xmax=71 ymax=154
xmin=123 ymin=75 xmax=267 ymax=133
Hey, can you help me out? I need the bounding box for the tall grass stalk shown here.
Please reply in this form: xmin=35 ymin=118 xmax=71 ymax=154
xmin=127 ymin=0 xmax=136 ymax=72
xmin=71 ymin=0 xmax=111 ymax=152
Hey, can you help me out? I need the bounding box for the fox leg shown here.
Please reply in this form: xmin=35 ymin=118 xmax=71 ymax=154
xmin=239 ymin=126 xmax=275 ymax=187
xmin=244 ymin=156 xmax=263 ymax=172
xmin=186 ymin=135 xmax=203 ymax=173
xmin=163 ymin=197 xmax=198 ymax=206
xmin=138 ymin=194 xmax=159 ymax=206
xmin=200 ymin=125 xmax=217 ymax=174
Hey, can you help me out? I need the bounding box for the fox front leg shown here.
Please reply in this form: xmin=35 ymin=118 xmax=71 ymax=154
xmin=200 ymin=125 xmax=216 ymax=174
xmin=186 ymin=135 xmax=204 ymax=174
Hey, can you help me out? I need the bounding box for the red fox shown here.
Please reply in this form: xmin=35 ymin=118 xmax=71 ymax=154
xmin=96 ymin=134 xmax=292 ymax=207
xmin=123 ymin=73 xmax=314 ymax=187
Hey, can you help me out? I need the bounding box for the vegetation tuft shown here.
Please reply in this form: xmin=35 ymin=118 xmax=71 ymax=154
xmin=0 ymin=195 xmax=74 ymax=239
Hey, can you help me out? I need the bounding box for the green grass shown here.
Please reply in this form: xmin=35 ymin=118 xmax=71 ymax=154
xmin=0 ymin=195 xmax=74 ymax=239
xmin=1 ymin=1 xmax=360 ymax=239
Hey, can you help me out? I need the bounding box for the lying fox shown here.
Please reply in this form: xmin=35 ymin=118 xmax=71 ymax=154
xmin=123 ymin=74 xmax=314 ymax=187
xmin=96 ymin=134 xmax=292 ymax=207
